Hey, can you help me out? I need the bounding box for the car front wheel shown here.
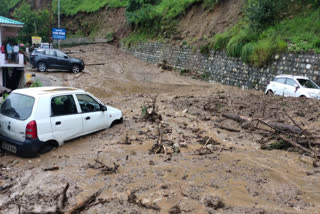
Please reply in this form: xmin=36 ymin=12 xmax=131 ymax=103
xmin=71 ymin=64 xmax=80 ymax=73
xmin=266 ymin=90 xmax=274 ymax=95
xmin=37 ymin=62 xmax=47 ymax=72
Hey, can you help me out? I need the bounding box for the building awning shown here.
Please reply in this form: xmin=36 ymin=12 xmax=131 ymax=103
xmin=0 ymin=16 xmax=24 ymax=28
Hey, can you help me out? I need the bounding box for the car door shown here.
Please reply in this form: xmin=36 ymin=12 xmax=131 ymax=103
xmin=56 ymin=50 xmax=71 ymax=70
xmin=50 ymin=94 xmax=83 ymax=142
xmin=75 ymin=94 xmax=109 ymax=135
xmin=45 ymin=49 xmax=58 ymax=69
xmin=283 ymin=78 xmax=299 ymax=97
xmin=272 ymin=77 xmax=286 ymax=95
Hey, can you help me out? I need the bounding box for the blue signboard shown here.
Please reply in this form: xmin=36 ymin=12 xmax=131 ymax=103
xmin=52 ymin=28 xmax=66 ymax=40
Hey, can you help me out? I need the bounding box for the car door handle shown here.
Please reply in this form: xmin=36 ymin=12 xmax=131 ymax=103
xmin=56 ymin=121 xmax=61 ymax=125
xmin=85 ymin=116 xmax=91 ymax=120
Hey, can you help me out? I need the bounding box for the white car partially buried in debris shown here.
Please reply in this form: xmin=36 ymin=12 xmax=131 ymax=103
xmin=0 ymin=87 xmax=122 ymax=157
xmin=265 ymin=75 xmax=320 ymax=99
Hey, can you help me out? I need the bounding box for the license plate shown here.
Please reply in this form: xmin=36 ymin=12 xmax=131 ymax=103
xmin=1 ymin=142 xmax=17 ymax=153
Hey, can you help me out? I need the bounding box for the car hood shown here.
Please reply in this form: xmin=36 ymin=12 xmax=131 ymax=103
xmin=69 ymin=57 xmax=83 ymax=63
xmin=303 ymin=88 xmax=320 ymax=94
xmin=106 ymin=105 xmax=122 ymax=119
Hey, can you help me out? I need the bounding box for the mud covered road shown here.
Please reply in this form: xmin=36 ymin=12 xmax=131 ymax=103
xmin=1 ymin=44 xmax=320 ymax=214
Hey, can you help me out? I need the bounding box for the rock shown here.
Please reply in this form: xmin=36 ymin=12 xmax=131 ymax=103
xmin=169 ymin=205 xmax=181 ymax=214
xmin=313 ymin=160 xmax=320 ymax=168
xmin=173 ymin=143 xmax=181 ymax=153
xmin=203 ymin=195 xmax=225 ymax=210
xmin=141 ymin=198 xmax=151 ymax=205
xmin=119 ymin=133 xmax=131 ymax=145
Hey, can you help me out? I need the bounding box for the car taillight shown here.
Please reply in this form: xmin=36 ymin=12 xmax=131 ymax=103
xmin=26 ymin=120 xmax=38 ymax=139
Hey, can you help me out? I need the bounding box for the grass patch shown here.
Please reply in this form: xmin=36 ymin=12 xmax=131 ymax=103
xmin=52 ymin=0 xmax=128 ymax=16
xmin=121 ymin=31 xmax=161 ymax=48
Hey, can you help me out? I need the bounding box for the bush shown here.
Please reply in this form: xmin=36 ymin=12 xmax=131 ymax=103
xmin=250 ymin=39 xmax=274 ymax=66
xmin=200 ymin=43 xmax=211 ymax=56
xmin=211 ymin=31 xmax=231 ymax=50
xmin=241 ymin=42 xmax=255 ymax=63
xmin=226 ymin=30 xmax=256 ymax=57
xmin=276 ymin=39 xmax=287 ymax=52
xmin=245 ymin=0 xmax=281 ymax=31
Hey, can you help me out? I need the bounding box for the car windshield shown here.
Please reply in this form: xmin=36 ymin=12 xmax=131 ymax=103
xmin=297 ymin=79 xmax=319 ymax=89
xmin=0 ymin=93 xmax=35 ymax=120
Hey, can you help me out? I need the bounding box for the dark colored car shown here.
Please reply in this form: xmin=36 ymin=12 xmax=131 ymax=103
xmin=30 ymin=48 xmax=85 ymax=73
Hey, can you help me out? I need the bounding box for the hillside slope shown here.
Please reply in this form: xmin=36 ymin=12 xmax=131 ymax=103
xmin=177 ymin=0 xmax=244 ymax=45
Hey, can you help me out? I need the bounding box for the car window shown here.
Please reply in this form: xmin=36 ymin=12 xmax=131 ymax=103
xmin=45 ymin=49 xmax=56 ymax=56
xmin=51 ymin=95 xmax=77 ymax=117
xmin=0 ymin=93 xmax=35 ymax=120
xmin=297 ymin=79 xmax=319 ymax=89
xmin=76 ymin=94 xmax=101 ymax=113
xmin=285 ymin=78 xmax=297 ymax=87
xmin=274 ymin=78 xmax=286 ymax=84
xmin=56 ymin=50 xmax=67 ymax=58
xmin=35 ymin=50 xmax=45 ymax=55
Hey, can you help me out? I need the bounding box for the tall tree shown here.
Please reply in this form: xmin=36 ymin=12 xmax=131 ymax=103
xmin=0 ymin=0 xmax=10 ymax=17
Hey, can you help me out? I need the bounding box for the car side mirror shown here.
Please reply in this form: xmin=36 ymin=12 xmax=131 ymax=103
xmin=64 ymin=56 xmax=68 ymax=59
xmin=100 ymin=104 xmax=107 ymax=111
xmin=294 ymin=84 xmax=299 ymax=88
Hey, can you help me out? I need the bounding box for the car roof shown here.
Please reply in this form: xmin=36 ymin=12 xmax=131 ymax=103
xmin=12 ymin=86 xmax=85 ymax=97
xmin=35 ymin=48 xmax=59 ymax=51
xmin=275 ymin=74 xmax=309 ymax=80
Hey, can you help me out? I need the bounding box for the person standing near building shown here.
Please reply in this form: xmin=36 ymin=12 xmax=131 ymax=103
xmin=13 ymin=43 xmax=19 ymax=63
xmin=6 ymin=42 xmax=13 ymax=62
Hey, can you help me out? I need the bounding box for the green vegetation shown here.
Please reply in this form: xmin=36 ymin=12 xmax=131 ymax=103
xmin=0 ymin=0 xmax=21 ymax=16
xmin=52 ymin=0 xmax=128 ymax=16
xmin=13 ymin=3 xmax=50 ymax=44
xmin=210 ymin=0 xmax=320 ymax=66
xmin=30 ymin=79 xmax=43 ymax=88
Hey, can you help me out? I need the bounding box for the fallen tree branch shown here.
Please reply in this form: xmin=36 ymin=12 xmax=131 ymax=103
xmin=56 ymin=183 xmax=70 ymax=213
xmin=65 ymin=189 xmax=103 ymax=214
xmin=215 ymin=124 xmax=240 ymax=132
xmin=86 ymin=63 xmax=105 ymax=66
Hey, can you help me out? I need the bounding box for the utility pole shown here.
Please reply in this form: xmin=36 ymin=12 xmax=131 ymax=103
xmin=49 ymin=0 xmax=52 ymax=48
xmin=58 ymin=0 xmax=60 ymax=49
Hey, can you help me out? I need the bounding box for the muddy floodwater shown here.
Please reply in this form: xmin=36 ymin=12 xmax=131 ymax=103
xmin=1 ymin=44 xmax=320 ymax=213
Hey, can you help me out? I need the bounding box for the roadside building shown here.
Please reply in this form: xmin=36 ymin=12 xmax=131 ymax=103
xmin=0 ymin=16 xmax=25 ymax=94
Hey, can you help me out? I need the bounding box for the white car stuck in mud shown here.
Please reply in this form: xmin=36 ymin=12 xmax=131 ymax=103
xmin=0 ymin=87 xmax=122 ymax=157
xmin=265 ymin=75 xmax=320 ymax=99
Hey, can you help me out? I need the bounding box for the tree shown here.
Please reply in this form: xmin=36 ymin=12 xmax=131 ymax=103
xmin=13 ymin=3 xmax=50 ymax=43
xmin=0 ymin=0 xmax=10 ymax=17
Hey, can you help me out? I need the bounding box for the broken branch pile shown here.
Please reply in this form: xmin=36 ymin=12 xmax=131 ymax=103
xmin=222 ymin=113 xmax=320 ymax=159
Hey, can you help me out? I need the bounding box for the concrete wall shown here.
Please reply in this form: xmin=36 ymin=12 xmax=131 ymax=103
xmin=126 ymin=42 xmax=320 ymax=90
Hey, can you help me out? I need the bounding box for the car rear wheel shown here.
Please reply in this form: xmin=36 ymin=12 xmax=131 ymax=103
xmin=71 ymin=64 xmax=80 ymax=73
xmin=37 ymin=62 xmax=47 ymax=72
xmin=266 ymin=90 xmax=274 ymax=95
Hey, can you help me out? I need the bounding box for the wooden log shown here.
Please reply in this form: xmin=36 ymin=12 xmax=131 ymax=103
xmin=56 ymin=183 xmax=70 ymax=213
xmin=65 ymin=189 xmax=102 ymax=214
xmin=222 ymin=113 xmax=248 ymax=123
xmin=215 ymin=124 xmax=240 ymax=132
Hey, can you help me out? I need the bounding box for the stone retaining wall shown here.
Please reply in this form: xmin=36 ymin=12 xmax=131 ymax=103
xmin=54 ymin=37 xmax=111 ymax=46
xmin=126 ymin=42 xmax=320 ymax=90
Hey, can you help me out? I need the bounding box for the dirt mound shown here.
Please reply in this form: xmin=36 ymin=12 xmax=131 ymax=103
xmin=177 ymin=0 xmax=244 ymax=45
xmin=63 ymin=7 xmax=129 ymax=40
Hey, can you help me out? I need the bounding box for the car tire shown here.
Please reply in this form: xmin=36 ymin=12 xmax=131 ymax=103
xmin=71 ymin=64 xmax=80 ymax=73
xmin=37 ymin=62 xmax=47 ymax=72
xmin=266 ymin=90 xmax=274 ymax=95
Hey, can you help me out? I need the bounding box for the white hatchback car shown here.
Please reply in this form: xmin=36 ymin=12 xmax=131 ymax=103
xmin=265 ymin=75 xmax=320 ymax=98
xmin=0 ymin=87 xmax=122 ymax=157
